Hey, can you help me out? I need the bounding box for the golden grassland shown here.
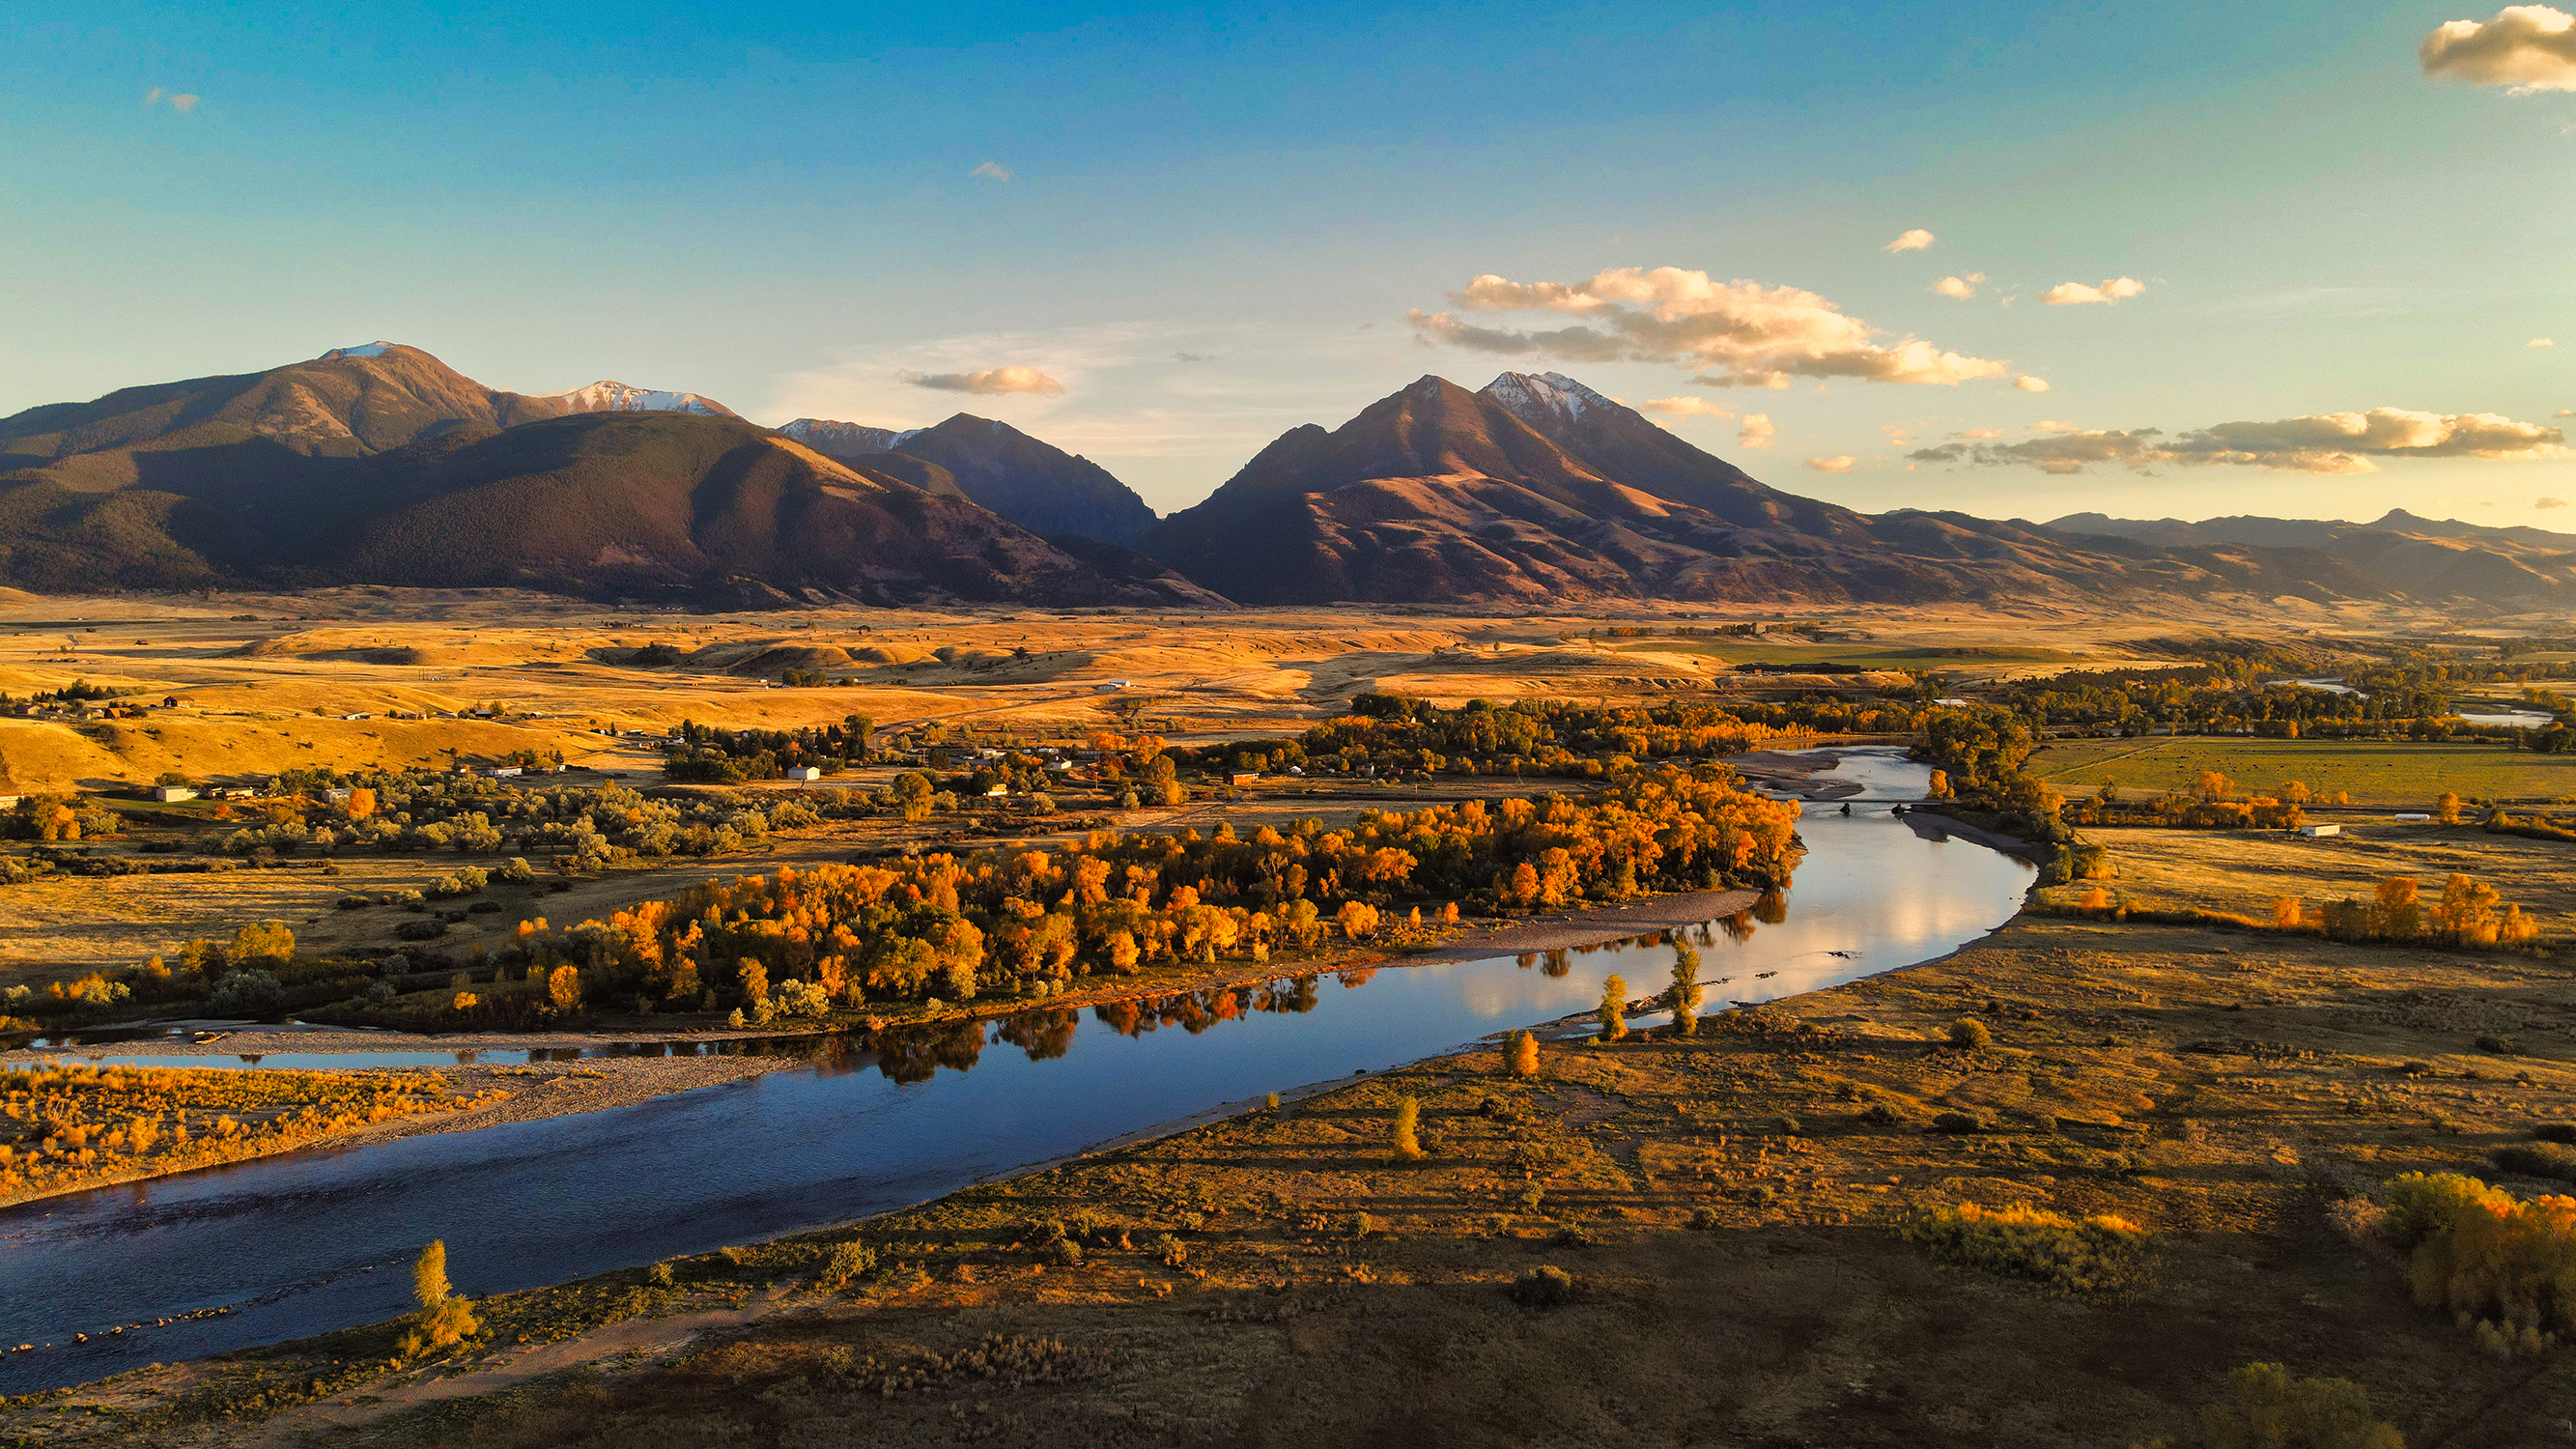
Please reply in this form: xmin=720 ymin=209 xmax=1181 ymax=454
xmin=2030 ymin=736 xmax=2576 ymax=808
xmin=0 ymin=585 xmax=2474 ymax=796
xmin=0 ymin=1062 xmax=491 ymax=1207
xmin=13 ymin=824 xmax=2576 ymax=1447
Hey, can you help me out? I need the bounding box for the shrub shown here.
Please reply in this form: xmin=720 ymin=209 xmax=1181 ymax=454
xmin=1946 ymin=1017 xmax=1992 ymax=1049
xmin=2535 ymin=1123 xmax=2576 ymax=1146
xmin=1903 ymin=1201 xmax=2156 ymax=1297
xmin=2140 ymin=1362 xmax=2403 ymax=1449
xmin=646 ymin=1261 xmax=675 ymax=1288
xmin=1507 ymin=1030 xmax=1539 ymax=1077
xmin=1598 ymin=974 xmax=1628 ymax=1042
xmin=395 ymin=919 xmax=447 ymax=941
xmin=1049 ymin=1238 xmax=1083 ymax=1266
xmin=1390 ymin=1095 xmax=1424 ymax=1161
xmin=1931 ymin=1110 xmax=1986 ymax=1133
xmin=819 ymin=1239 xmax=877 ymax=1290
xmin=2476 ymin=1034 xmax=2523 ymax=1055
xmin=2378 ymin=1172 xmax=2507 ymax=1251
xmin=2407 ymin=1188 xmax=2576 ymax=1335
xmin=1510 ymin=1264 xmax=1577 ymax=1307
xmin=2490 ymin=1142 xmax=2576 ymax=1184
xmin=208 ymin=969 xmax=284 ymax=1017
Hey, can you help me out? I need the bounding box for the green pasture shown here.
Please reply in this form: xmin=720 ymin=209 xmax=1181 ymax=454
xmin=2028 ymin=736 xmax=2576 ymax=807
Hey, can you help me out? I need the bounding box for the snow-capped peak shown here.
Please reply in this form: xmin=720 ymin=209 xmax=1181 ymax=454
xmin=547 ymin=381 xmax=738 ymax=418
xmin=778 ymin=418 xmax=920 ymax=452
xmin=319 ymin=341 xmax=400 ymax=360
xmin=1481 ymin=370 xmax=1611 ymax=425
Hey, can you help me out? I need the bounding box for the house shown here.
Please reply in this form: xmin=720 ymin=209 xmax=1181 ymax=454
xmin=785 ymin=766 xmax=823 ymax=781
xmin=215 ymin=786 xmax=256 ymax=800
xmin=1229 ymin=771 xmax=1260 ymax=786
xmin=486 ymin=765 xmax=523 ymax=779
xmin=339 ymin=713 xmax=372 ymax=722
xmin=322 ymin=788 xmax=353 ymax=805
xmin=150 ymin=784 xmax=198 ymax=802
xmin=982 ymin=784 xmax=1009 ymax=797
xmin=0 ymin=785 xmax=22 ymax=810
xmin=2298 ymin=823 xmax=2340 ymax=838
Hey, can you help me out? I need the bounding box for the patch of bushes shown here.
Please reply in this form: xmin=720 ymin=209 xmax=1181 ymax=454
xmin=1903 ymin=1200 xmax=2156 ymax=1298
xmin=1930 ymin=1110 xmax=1986 ymax=1134
xmin=2371 ymin=1172 xmax=2576 ymax=1349
xmin=2489 ymin=1142 xmax=2576 ymax=1184
xmin=1510 ymin=1264 xmax=1577 ymax=1307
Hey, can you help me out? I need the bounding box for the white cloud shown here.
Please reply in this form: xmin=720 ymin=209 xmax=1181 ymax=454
xmin=900 ymin=365 xmax=1062 ymax=395
xmin=2560 ymin=409 xmax=2576 ymax=417
xmin=1910 ymin=406 xmax=2567 ymax=474
xmin=2533 ymin=337 xmax=2559 ymax=347
xmin=1932 ymin=272 xmax=1986 ymax=299
xmin=1883 ymin=229 xmax=1936 ymax=253
xmin=2421 ymin=6 xmax=2576 ymax=92
xmin=1803 ymin=455 xmax=1857 ymax=472
xmin=1881 ymin=425 xmax=1910 ymax=445
xmin=971 ymin=160 xmax=1014 ymax=182
xmin=2041 ymin=277 xmax=2145 ymax=306
xmin=2014 ymin=375 xmax=2051 ymax=392
xmin=2540 ymin=496 xmax=2569 ymax=508
xmin=1960 ymin=428 xmax=2006 ymax=440
xmin=1736 ymin=413 xmax=1776 ymax=449
xmin=1638 ymin=397 xmax=1737 ymax=417
xmin=143 ymin=87 xmax=200 ymax=113
xmin=1408 ymin=266 xmax=2015 ymax=388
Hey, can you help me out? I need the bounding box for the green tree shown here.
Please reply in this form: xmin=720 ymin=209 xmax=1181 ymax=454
xmin=230 ymin=921 xmax=295 ymax=969
xmin=1667 ymin=943 xmax=1702 ymax=1037
xmin=888 ymin=771 xmax=934 ymax=822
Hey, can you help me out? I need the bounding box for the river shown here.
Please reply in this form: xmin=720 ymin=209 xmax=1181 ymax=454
xmin=0 ymin=748 xmax=2031 ymax=1392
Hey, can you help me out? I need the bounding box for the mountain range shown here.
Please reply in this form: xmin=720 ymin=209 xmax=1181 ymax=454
xmin=2044 ymin=511 xmax=2576 ymax=602
xmin=0 ymin=346 xmax=1216 ymax=608
xmin=3 ymin=345 xmax=2562 ymax=611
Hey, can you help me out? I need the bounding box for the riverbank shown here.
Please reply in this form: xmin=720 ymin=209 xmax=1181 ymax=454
xmin=0 ymin=884 xmax=1769 ymax=1214
xmin=86 ymin=824 xmax=2558 ymax=1449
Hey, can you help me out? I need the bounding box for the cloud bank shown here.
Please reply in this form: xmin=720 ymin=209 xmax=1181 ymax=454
xmin=2042 ymin=277 xmax=2145 ymax=306
xmin=899 ymin=365 xmax=1062 ymax=395
xmin=2421 ymin=6 xmax=2576 ymax=91
xmin=1408 ymin=267 xmax=2015 ymax=388
xmin=1909 ymin=407 xmax=2566 ymax=474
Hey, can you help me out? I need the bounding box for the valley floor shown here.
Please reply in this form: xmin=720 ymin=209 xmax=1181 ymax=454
xmin=12 ymin=824 xmax=2575 ymax=1446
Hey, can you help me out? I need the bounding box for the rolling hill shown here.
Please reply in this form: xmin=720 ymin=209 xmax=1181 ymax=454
xmin=2047 ymin=510 xmax=2576 ymax=605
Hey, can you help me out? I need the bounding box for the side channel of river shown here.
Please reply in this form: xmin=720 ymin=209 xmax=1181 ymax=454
xmin=0 ymin=748 xmax=2032 ymax=1393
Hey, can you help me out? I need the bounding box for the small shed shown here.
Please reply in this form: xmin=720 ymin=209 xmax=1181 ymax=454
xmin=486 ymin=765 xmax=523 ymax=779
xmin=2298 ymin=823 xmax=2340 ymax=838
xmin=785 ymin=766 xmax=823 ymax=781
xmin=153 ymin=784 xmax=198 ymax=802
xmin=1229 ymin=771 xmax=1260 ymax=786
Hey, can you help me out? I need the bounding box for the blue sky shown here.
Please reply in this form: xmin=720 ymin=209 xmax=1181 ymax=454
xmin=4 ymin=1 xmax=2571 ymax=522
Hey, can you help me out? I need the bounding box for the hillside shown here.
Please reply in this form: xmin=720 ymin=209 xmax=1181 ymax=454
xmin=0 ymin=405 xmax=1220 ymax=606
xmin=1140 ymin=373 xmax=2380 ymax=608
xmin=784 ymin=412 xmax=1159 ymax=545
xmin=2048 ymin=509 xmax=2576 ymax=604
